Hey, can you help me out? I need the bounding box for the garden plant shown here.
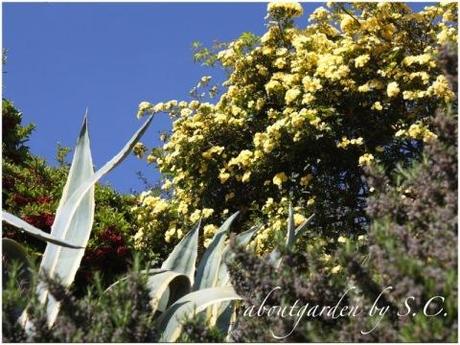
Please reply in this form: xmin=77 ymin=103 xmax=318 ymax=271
xmin=2 ymin=1 xmax=458 ymax=343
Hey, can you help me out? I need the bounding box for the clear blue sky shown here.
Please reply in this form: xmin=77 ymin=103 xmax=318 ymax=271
xmin=2 ymin=2 xmax=429 ymax=194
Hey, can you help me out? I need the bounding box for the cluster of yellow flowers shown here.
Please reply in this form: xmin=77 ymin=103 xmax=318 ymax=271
xmin=395 ymin=122 xmax=438 ymax=143
xmin=337 ymin=136 xmax=364 ymax=149
xmin=267 ymin=1 xmax=303 ymax=19
xmin=358 ymin=153 xmax=375 ymax=167
xmin=133 ymin=1 xmax=457 ymax=252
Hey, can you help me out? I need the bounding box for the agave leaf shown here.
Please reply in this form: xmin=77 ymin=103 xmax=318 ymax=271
xmin=161 ymin=220 xmax=201 ymax=286
xmin=157 ymin=286 xmax=242 ymax=342
xmin=269 ymin=203 xmax=297 ymax=268
xmin=294 ymin=214 xmax=314 ymax=240
xmin=36 ymin=114 xmax=95 ymax=327
xmin=104 ymin=268 xmax=168 ymax=293
xmin=286 ymin=203 xmax=295 ymax=247
xmin=269 ymin=213 xmax=314 ymax=269
xmin=146 ymin=271 xmax=191 ymax=313
xmin=20 ymin=114 xmax=153 ymax=330
xmin=212 ymin=225 xmax=260 ymax=324
xmin=268 ymin=249 xmax=282 ymax=268
xmin=234 ymin=224 xmax=260 ymax=248
xmin=104 ymin=268 xmax=190 ymax=314
xmin=46 ymin=114 xmax=154 ymax=261
xmin=193 ymin=211 xmax=239 ymax=291
xmin=216 ymin=225 xmax=260 ymax=288
xmin=216 ymin=301 xmax=236 ymax=339
xmin=1 ymin=212 xmax=83 ymax=249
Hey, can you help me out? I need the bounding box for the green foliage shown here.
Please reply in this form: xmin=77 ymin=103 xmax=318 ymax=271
xmin=1 ymin=101 xmax=141 ymax=290
xmin=192 ymin=32 xmax=258 ymax=68
xmin=2 ymin=260 xmax=158 ymax=342
xmin=2 ymin=99 xmax=35 ymax=164
xmin=177 ymin=313 xmax=226 ymax=342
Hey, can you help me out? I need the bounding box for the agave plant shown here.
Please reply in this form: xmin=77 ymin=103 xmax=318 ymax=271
xmin=99 ymin=213 xmax=248 ymax=341
xmin=115 ymin=204 xmax=314 ymax=342
xmin=2 ymin=111 xmax=154 ymax=328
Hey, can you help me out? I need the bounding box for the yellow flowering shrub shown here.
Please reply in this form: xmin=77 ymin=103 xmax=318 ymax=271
xmin=133 ymin=1 xmax=457 ymax=254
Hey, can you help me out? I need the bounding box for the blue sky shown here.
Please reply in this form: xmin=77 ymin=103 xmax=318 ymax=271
xmin=3 ymin=2 xmax=429 ymax=194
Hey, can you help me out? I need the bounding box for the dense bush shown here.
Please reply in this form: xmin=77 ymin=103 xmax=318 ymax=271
xmin=226 ymin=45 xmax=457 ymax=342
xmin=133 ymin=2 xmax=457 ymax=258
xmin=2 ymin=99 xmax=141 ymax=290
xmin=2 ymin=260 xmax=158 ymax=342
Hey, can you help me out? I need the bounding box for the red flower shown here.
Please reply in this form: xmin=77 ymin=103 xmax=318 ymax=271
xmin=100 ymin=227 xmax=124 ymax=246
xmin=22 ymin=215 xmax=40 ymax=227
xmin=116 ymin=246 xmax=129 ymax=256
xmin=43 ymin=213 xmax=55 ymax=228
xmin=22 ymin=212 xmax=55 ymax=231
xmin=37 ymin=195 xmax=52 ymax=204
xmin=12 ymin=194 xmax=31 ymax=206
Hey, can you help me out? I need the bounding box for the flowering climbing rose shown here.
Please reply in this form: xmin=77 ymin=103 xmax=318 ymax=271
xmin=133 ymin=1 xmax=457 ymax=254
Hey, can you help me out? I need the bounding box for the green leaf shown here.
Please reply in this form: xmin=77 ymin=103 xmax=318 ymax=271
xmin=161 ymin=220 xmax=201 ymax=286
xmin=270 ymin=212 xmax=314 ymax=269
xmin=235 ymin=225 xmax=260 ymax=247
xmin=37 ymin=114 xmax=95 ymax=327
xmin=146 ymin=270 xmax=191 ymax=313
xmin=2 ymin=238 xmax=33 ymax=289
xmin=157 ymin=286 xmax=242 ymax=342
xmin=213 ymin=225 xmax=260 ymax=325
xmin=286 ymin=203 xmax=295 ymax=247
xmin=216 ymin=225 xmax=260 ymax=288
xmin=47 ymin=114 xmax=154 ymax=257
xmin=1 ymin=211 xmax=83 ymax=248
xmin=216 ymin=301 xmax=235 ymax=339
xmin=193 ymin=212 xmax=239 ymax=291
xmin=294 ymin=214 xmax=314 ymax=240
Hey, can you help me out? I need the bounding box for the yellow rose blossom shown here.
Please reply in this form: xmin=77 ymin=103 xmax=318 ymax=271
xmin=386 ymin=82 xmax=400 ymax=97
xmin=273 ymin=172 xmax=288 ymax=186
xmin=285 ymin=88 xmax=302 ymax=104
xmin=242 ymin=171 xmax=252 ymax=183
xmin=340 ymin=15 xmax=355 ymax=33
xmin=302 ymin=76 xmax=322 ymax=93
xmin=147 ymin=154 xmax=156 ymax=164
xmin=267 ymin=1 xmax=303 ymax=18
xmin=354 ymin=54 xmax=370 ymax=68
xmin=371 ymin=101 xmax=383 ymax=111
xmin=427 ymin=75 xmax=454 ymax=102
xmin=331 ymin=265 xmax=342 ymax=274
xmin=338 ymin=236 xmax=347 ymax=243
xmin=202 ymin=208 xmax=214 ymax=218
xmin=293 ymin=213 xmax=306 ymax=226
xmin=358 ymin=153 xmax=375 ymax=166
xmin=189 ymin=210 xmax=201 ymax=223
xmin=137 ymin=101 xmax=152 ymax=118
xmin=133 ymin=142 xmax=146 ymax=158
